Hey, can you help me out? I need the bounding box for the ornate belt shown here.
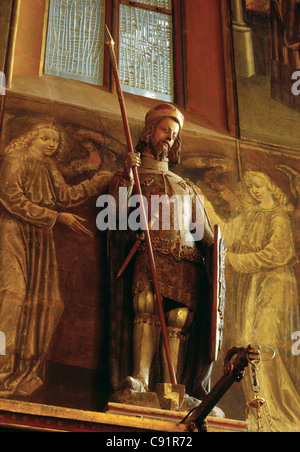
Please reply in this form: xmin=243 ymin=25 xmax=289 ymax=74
xmin=139 ymin=237 xmax=205 ymax=265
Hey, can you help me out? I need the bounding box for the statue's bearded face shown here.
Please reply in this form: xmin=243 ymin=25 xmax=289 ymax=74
xmin=149 ymin=118 xmax=180 ymax=162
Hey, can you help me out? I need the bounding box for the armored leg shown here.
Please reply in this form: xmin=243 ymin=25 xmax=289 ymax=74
xmin=131 ymin=282 xmax=161 ymax=390
xmin=162 ymin=307 xmax=194 ymax=384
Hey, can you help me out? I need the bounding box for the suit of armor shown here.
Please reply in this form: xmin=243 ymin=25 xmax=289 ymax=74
xmin=108 ymin=105 xmax=215 ymax=402
xmin=112 ymin=155 xmax=214 ymax=389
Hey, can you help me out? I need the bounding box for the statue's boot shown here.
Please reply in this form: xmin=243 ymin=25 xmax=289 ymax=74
xmin=117 ymin=375 xmax=148 ymax=393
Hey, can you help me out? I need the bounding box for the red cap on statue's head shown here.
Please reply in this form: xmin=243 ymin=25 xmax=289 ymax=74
xmin=145 ymin=103 xmax=185 ymax=130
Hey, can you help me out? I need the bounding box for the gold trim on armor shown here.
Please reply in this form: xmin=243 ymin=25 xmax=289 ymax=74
xmin=139 ymin=237 xmax=205 ymax=264
xmin=134 ymin=313 xmax=161 ymax=327
xmin=167 ymin=327 xmax=189 ymax=342
xmin=140 ymin=156 xmax=169 ymax=173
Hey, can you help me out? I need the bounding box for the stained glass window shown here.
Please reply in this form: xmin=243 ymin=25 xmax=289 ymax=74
xmin=118 ymin=0 xmax=174 ymax=102
xmin=44 ymin=0 xmax=106 ymax=86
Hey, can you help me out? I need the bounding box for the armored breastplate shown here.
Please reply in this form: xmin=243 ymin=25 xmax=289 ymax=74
xmin=136 ymin=158 xmax=204 ymax=264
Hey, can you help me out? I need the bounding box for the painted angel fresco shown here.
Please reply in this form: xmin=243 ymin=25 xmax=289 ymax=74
xmin=0 ymin=122 xmax=112 ymax=398
xmin=204 ymin=170 xmax=300 ymax=431
xmin=55 ymin=125 xmax=119 ymax=184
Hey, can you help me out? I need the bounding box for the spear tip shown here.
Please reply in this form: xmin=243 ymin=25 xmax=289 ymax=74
xmin=105 ymin=25 xmax=115 ymax=46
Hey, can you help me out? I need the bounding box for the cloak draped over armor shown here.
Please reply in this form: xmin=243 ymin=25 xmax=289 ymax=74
xmin=108 ymin=156 xmax=216 ymax=398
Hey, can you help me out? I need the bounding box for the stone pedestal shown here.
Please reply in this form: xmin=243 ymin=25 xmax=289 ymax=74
xmin=109 ymin=382 xmax=225 ymax=418
xmin=105 ymin=402 xmax=249 ymax=433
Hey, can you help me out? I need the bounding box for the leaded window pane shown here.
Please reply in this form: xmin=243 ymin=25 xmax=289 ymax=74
xmin=45 ymin=0 xmax=106 ymax=86
xmin=119 ymin=3 xmax=174 ymax=102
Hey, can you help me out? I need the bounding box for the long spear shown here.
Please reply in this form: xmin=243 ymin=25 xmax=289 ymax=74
xmin=105 ymin=26 xmax=177 ymax=386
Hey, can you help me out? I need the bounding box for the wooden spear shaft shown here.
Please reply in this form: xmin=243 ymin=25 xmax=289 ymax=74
xmin=105 ymin=26 xmax=177 ymax=386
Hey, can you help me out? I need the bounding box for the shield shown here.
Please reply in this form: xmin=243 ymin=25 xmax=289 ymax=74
xmin=209 ymin=225 xmax=226 ymax=362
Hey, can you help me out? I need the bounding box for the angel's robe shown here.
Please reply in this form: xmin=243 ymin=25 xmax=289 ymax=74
xmin=209 ymin=201 xmax=300 ymax=431
xmin=0 ymin=150 xmax=97 ymax=397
